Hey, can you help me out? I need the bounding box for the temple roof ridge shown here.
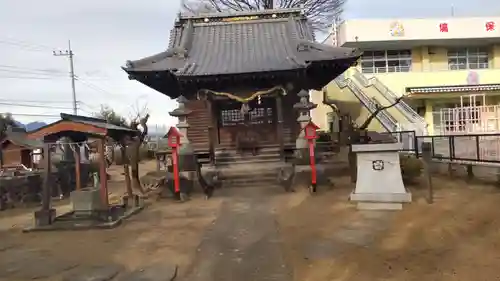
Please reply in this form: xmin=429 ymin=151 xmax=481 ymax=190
xmin=178 ymin=8 xmax=303 ymax=21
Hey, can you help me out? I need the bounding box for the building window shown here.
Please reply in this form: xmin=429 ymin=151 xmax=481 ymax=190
xmin=360 ymin=50 xmax=412 ymax=73
xmin=447 ymin=47 xmax=489 ymax=70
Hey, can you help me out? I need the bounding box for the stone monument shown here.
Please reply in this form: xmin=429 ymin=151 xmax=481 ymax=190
xmin=350 ymin=142 xmax=411 ymax=210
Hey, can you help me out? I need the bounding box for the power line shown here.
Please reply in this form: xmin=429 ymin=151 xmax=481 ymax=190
xmin=53 ymin=40 xmax=77 ymax=115
xmin=77 ymin=101 xmax=100 ymax=112
xmin=0 ymin=99 xmax=73 ymax=104
xmin=0 ymin=64 xmax=67 ymax=74
xmin=0 ymin=102 xmax=75 ymax=110
xmin=0 ymin=39 xmax=55 ymax=53
xmin=0 ymin=75 xmax=63 ymax=80
xmin=7 ymin=113 xmax=61 ymax=118
xmin=0 ymin=38 xmax=55 ymax=50
xmin=75 ymin=76 xmax=121 ymax=98
xmin=0 ymin=69 xmax=67 ymax=77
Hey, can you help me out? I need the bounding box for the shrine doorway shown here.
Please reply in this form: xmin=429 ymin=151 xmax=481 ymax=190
xmin=216 ymin=97 xmax=277 ymax=148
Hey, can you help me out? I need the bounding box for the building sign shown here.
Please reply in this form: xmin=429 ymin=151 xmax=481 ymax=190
xmin=467 ymin=71 xmax=479 ymax=85
xmin=372 ymin=160 xmax=384 ymax=171
xmin=486 ymin=21 xmax=495 ymax=31
xmin=439 ymin=22 xmax=449 ymax=32
xmin=389 ymin=21 xmax=405 ymax=37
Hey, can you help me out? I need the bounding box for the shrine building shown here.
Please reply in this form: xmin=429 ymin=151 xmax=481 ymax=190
xmin=123 ymin=8 xmax=360 ymax=167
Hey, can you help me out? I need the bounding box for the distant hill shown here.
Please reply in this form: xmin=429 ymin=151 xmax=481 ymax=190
xmin=13 ymin=121 xmax=48 ymax=132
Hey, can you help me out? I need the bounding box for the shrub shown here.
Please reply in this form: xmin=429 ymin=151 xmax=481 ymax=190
xmin=400 ymin=154 xmax=423 ymax=183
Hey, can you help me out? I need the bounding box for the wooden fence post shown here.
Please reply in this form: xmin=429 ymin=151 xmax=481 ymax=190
xmin=421 ymin=142 xmax=433 ymax=204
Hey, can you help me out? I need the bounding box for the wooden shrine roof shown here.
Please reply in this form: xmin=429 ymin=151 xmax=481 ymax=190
xmin=27 ymin=113 xmax=138 ymax=142
xmin=123 ymin=8 xmax=361 ymax=92
xmin=1 ymin=128 xmax=43 ymax=149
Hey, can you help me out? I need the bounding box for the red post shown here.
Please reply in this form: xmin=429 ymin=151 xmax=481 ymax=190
xmin=309 ymin=140 xmax=316 ymax=185
xmin=172 ymin=147 xmax=180 ymax=193
xmin=166 ymin=126 xmax=182 ymax=195
xmin=302 ymin=121 xmax=319 ymax=194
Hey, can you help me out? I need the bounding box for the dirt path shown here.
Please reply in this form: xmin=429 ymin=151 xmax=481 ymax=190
xmin=278 ymin=176 xmax=500 ymax=281
xmin=182 ymin=186 xmax=293 ymax=281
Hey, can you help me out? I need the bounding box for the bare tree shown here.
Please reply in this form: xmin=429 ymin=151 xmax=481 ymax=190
xmin=128 ymin=113 xmax=150 ymax=195
xmin=94 ymin=106 xmax=150 ymax=197
xmin=182 ymin=0 xmax=345 ymax=30
xmin=344 ymin=97 xmax=406 ymax=182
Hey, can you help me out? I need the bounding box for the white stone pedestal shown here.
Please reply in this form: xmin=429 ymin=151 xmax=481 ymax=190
xmin=350 ymin=143 xmax=411 ymax=210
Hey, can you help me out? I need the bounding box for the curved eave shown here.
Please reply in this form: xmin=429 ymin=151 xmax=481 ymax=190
xmin=304 ymin=55 xmax=361 ymax=90
xmin=124 ymin=68 xmax=181 ymax=99
xmin=123 ymin=54 xmax=360 ymax=98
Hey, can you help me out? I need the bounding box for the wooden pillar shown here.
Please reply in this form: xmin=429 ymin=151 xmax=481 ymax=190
xmin=97 ymin=138 xmax=109 ymax=208
xmin=41 ymin=143 xmax=52 ymax=211
xmin=155 ymin=152 xmax=161 ymax=172
xmin=33 ymin=143 xmax=56 ymax=226
xmin=276 ymin=94 xmax=284 ymax=160
xmin=207 ymin=99 xmax=215 ymax=165
xmin=121 ymin=145 xmax=132 ymax=197
xmin=73 ymin=145 xmax=81 ymax=190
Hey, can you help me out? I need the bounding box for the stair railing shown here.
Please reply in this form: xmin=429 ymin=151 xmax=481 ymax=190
xmin=351 ymin=69 xmax=428 ymax=134
xmin=334 ymin=74 xmax=398 ymax=132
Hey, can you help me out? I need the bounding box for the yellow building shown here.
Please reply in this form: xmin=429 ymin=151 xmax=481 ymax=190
xmin=312 ymin=16 xmax=500 ymax=135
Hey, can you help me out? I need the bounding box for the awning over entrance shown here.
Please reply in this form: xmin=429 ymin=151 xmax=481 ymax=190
xmin=407 ymin=84 xmax=500 ymax=95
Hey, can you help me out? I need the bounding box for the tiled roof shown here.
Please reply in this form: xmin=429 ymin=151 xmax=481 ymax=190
xmin=123 ymin=9 xmax=361 ymax=77
xmin=1 ymin=130 xmax=43 ymax=149
xmin=407 ymin=84 xmax=500 ymax=94
xmin=60 ymin=113 xmax=137 ymax=133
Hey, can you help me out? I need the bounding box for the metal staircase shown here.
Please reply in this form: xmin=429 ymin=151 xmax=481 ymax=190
xmin=351 ymin=69 xmax=428 ymax=135
xmin=334 ymin=73 xmax=398 ymax=132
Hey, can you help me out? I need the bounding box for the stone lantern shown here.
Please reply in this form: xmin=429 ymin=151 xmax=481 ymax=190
xmin=293 ymin=90 xmax=317 ymax=164
xmin=168 ymin=95 xmax=196 ymax=172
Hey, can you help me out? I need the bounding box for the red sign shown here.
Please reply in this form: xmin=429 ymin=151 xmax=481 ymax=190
xmin=486 ymin=21 xmax=495 ymax=31
xmin=439 ymin=23 xmax=448 ymax=32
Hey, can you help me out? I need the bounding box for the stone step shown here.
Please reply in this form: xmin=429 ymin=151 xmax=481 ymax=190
xmin=223 ymin=181 xmax=282 ymax=188
xmin=220 ymin=171 xmax=278 ymax=181
xmin=217 ymin=162 xmax=285 ymax=177
xmin=215 ymin=147 xmax=281 ymax=156
xmin=216 ymin=157 xmax=281 ymax=166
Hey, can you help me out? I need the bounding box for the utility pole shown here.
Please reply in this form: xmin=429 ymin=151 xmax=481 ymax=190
xmin=53 ymin=40 xmax=77 ymax=115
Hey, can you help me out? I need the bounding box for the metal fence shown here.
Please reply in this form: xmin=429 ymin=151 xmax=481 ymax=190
xmin=414 ymin=133 xmax=500 ymax=163
xmin=373 ymin=130 xmax=500 ymax=164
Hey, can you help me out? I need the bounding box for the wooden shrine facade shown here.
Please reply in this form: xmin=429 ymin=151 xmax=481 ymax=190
xmin=185 ymin=89 xmax=300 ymax=152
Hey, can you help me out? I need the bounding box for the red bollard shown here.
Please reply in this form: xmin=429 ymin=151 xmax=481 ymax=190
xmin=301 ymin=121 xmax=320 ymax=193
xmin=171 ymin=146 xmax=180 ymax=193
xmin=166 ymin=127 xmax=182 ymax=195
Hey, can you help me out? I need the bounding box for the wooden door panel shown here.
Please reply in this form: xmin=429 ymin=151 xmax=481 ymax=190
xmin=216 ymin=97 xmax=277 ymax=146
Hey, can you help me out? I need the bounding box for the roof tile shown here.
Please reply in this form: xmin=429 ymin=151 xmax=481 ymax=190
xmin=124 ymin=10 xmax=361 ymax=77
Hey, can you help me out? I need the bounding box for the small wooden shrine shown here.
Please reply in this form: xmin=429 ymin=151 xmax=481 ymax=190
xmin=1 ymin=127 xmax=42 ymax=168
xmin=123 ymin=8 xmax=360 ymax=166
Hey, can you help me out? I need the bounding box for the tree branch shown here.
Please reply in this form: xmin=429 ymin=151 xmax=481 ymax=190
xmin=321 ymin=89 xmax=339 ymax=115
xmin=359 ymin=96 xmax=405 ymax=131
xmin=183 ymin=0 xmax=345 ymax=31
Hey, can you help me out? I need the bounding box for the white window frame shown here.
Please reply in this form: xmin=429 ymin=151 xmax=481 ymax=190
xmin=360 ymin=50 xmax=412 ymax=74
xmin=447 ymin=47 xmax=489 ymax=70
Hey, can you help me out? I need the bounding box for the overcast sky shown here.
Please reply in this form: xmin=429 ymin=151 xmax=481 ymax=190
xmin=1 ymin=0 xmax=499 ymax=129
